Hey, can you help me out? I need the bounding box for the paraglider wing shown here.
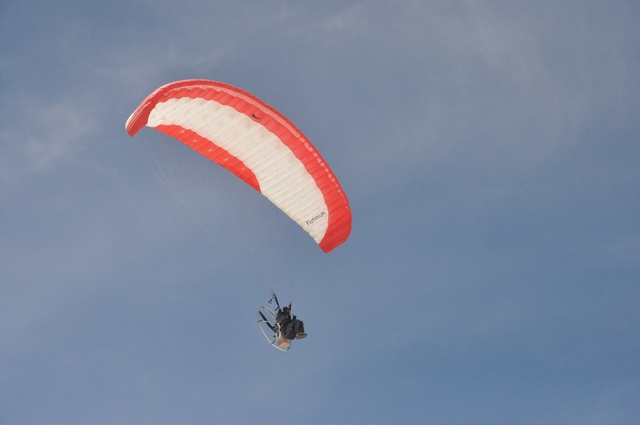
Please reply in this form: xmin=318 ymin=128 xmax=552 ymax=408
xmin=126 ymin=80 xmax=351 ymax=252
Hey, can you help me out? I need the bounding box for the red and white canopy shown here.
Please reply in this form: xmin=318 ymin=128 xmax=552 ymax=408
xmin=126 ymin=80 xmax=351 ymax=253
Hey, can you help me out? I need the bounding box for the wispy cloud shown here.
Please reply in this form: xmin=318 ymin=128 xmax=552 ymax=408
xmin=0 ymin=99 xmax=97 ymax=184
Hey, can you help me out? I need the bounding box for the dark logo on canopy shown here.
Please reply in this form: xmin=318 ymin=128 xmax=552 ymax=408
xmin=305 ymin=211 xmax=327 ymax=226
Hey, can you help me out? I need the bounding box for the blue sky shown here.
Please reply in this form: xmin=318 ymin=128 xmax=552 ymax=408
xmin=1 ymin=1 xmax=638 ymax=424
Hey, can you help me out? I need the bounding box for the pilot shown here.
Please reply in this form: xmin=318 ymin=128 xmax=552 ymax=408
xmin=276 ymin=305 xmax=307 ymax=340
